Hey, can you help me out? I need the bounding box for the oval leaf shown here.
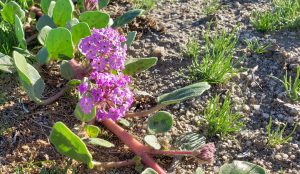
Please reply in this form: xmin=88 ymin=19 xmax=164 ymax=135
xmin=144 ymin=135 xmax=161 ymax=150
xmin=98 ymin=0 xmax=109 ymax=9
xmin=45 ymin=27 xmax=74 ymax=60
xmin=124 ymin=31 xmax=136 ymax=47
xmin=38 ymin=26 xmax=52 ymax=45
xmin=50 ymin=122 xmax=93 ymax=168
xmin=79 ymin=11 xmax=109 ymax=29
xmin=36 ymin=15 xmax=56 ymax=31
xmin=71 ymin=22 xmax=91 ymax=46
xmin=0 ymin=53 xmax=13 ymax=73
xmin=40 ymin=0 xmax=52 ymax=14
xmin=88 ymin=138 xmax=115 ymax=148
xmin=1 ymin=1 xmax=25 ymax=25
xmin=60 ymin=60 xmax=75 ymax=80
xmin=84 ymin=125 xmax=100 ymax=138
xmin=147 ymin=111 xmax=173 ymax=134
xmin=175 ymin=132 xmax=206 ymax=150
xmin=157 ymin=82 xmax=211 ymax=105
xmin=219 ymin=160 xmax=266 ymax=174
xmin=141 ymin=168 xmax=158 ymax=174
xmin=37 ymin=47 xmax=49 ymax=65
xmin=74 ymin=102 xmax=96 ymax=122
xmin=123 ymin=57 xmax=157 ymax=75
xmin=14 ymin=15 xmax=26 ymax=49
xmin=112 ymin=9 xmax=144 ymax=28
xmin=52 ymin=0 xmax=74 ymax=27
xmin=118 ymin=118 xmax=131 ymax=127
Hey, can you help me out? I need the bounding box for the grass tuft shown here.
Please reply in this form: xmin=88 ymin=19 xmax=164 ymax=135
xmin=131 ymin=0 xmax=157 ymax=11
xmin=245 ymin=39 xmax=270 ymax=54
xmin=203 ymin=0 xmax=220 ymax=16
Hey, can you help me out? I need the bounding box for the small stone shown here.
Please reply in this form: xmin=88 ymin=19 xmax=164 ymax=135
xmin=152 ymin=46 xmax=165 ymax=58
xmin=222 ymin=155 xmax=228 ymax=161
xmin=275 ymin=154 xmax=282 ymax=160
xmin=21 ymin=145 xmax=29 ymax=151
xmin=253 ymin=105 xmax=260 ymax=111
xmin=282 ymin=153 xmax=288 ymax=160
xmin=292 ymin=144 xmax=298 ymax=149
xmin=233 ymin=2 xmax=241 ymax=8
xmin=243 ymin=105 xmax=250 ymax=112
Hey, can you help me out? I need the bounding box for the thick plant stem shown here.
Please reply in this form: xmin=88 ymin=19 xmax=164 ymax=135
xmin=125 ymin=105 xmax=165 ymax=118
xmin=101 ymin=119 xmax=166 ymax=174
xmin=93 ymin=159 xmax=135 ymax=169
xmin=39 ymin=87 xmax=67 ymax=105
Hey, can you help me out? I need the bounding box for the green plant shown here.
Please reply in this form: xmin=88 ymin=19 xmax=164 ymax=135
xmin=203 ymin=95 xmax=244 ymax=137
xmin=182 ymin=36 xmax=200 ymax=61
xmin=245 ymin=39 xmax=270 ymax=54
xmin=266 ymin=117 xmax=297 ymax=147
xmin=0 ymin=22 xmax=18 ymax=55
xmin=220 ymin=160 xmax=266 ymax=174
xmin=203 ymin=0 xmax=220 ymax=16
xmin=251 ymin=0 xmax=300 ymax=32
xmin=188 ymin=27 xmax=240 ymax=84
xmin=131 ymin=0 xmax=157 ymax=11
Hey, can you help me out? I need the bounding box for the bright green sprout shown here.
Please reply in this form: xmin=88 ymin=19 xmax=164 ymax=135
xmin=245 ymin=39 xmax=270 ymax=54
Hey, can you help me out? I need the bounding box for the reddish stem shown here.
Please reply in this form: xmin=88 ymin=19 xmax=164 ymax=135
xmin=39 ymin=87 xmax=67 ymax=105
xmin=125 ymin=105 xmax=165 ymax=118
xmin=101 ymin=119 xmax=167 ymax=174
xmin=147 ymin=149 xmax=193 ymax=156
xmin=93 ymin=159 xmax=135 ymax=169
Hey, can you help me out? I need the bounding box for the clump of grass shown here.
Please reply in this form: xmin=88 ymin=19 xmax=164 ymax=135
xmin=203 ymin=0 xmax=220 ymax=16
xmin=0 ymin=22 xmax=18 ymax=55
xmin=131 ymin=0 xmax=157 ymax=11
xmin=266 ymin=117 xmax=297 ymax=147
xmin=188 ymin=27 xmax=240 ymax=84
xmin=251 ymin=0 xmax=300 ymax=32
xmin=203 ymin=95 xmax=244 ymax=137
xmin=182 ymin=36 xmax=200 ymax=62
xmin=245 ymin=39 xmax=270 ymax=54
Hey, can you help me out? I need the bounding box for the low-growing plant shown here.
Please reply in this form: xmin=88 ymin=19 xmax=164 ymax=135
xmin=188 ymin=27 xmax=240 ymax=84
xmin=131 ymin=0 xmax=157 ymax=11
xmin=245 ymin=39 xmax=270 ymax=54
xmin=203 ymin=0 xmax=220 ymax=16
xmin=203 ymin=94 xmax=244 ymax=137
xmin=182 ymin=36 xmax=200 ymax=61
xmin=251 ymin=0 xmax=300 ymax=32
xmin=0 ymin=22 xmax=18 ymax=55
xmin=266 ymin=117 xmax=297 ymax=147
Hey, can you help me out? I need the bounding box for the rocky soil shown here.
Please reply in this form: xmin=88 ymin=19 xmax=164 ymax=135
xmin=1 ymin=0 xmax=300 ymax=173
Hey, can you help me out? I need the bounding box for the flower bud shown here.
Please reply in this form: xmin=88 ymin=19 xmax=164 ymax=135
xmin=193 ymin=143 xmax=216 ymax=164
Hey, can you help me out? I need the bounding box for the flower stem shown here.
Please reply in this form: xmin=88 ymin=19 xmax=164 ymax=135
xmin=101 ymin=119 xmax=166 ymax=174
xmin=125 ymin=105 xmax=165 ymax=118
xmin=147 ymin=149 xmax=193 ymax=156
xmin=93 ymin=159 xmax=135 ymax=170
xmin=39 ymin=87 xmax=67 ymax=106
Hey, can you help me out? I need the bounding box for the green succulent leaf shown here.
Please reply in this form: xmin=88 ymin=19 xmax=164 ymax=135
xmin=71 ymin=22 xmax=91 ymax=47
xmin=67 ymin=79 xmax=82 ymax=87
xmin=124 ymin=31 xmax=136 ymax=47
xmin=60 ymin=60 xmax=75 ymax=80
xmin=52 ymin=0 xmax=74 ymax=27
xmin=45 ymin=27 xmax=74 ymax=60
xmin=157 ymin=82 xmax=211 ymax=105
xmin=47 ymin=1 xmax=56 ymax=17
xmin=37 ymin=47 xmax=49 ymax=65
xmin=112 ymin=9 xmax=144 ymax=28
xmin=74 ymin=102 xmax=96 ymax=122
xmin=147 ymin=111 xmax=173 ymax=134
xmin=1 ymin=1 xmax=25 ymax=25
xmin=38 ymin=26 xmax=52 ymax=45
xmin=141 ymin=168 xmax=158 ymax=174
xmin=88 ymin=138 xmax=115 ymax=148
xmin=50 ymin=122 xmax=94 ymax=169
xmin=36 ymin=15 xmax=56 ymax=31
xmin=14 ymin=15 xmax=26 ymax=49
xmin=98 ymin=0 xmax=109 ymax=9
xmin=79 ymin=11 xmax=110 ymax=29
xmin=40 ymin=0 xmax=52 ymax=14
xmin=0 ymin=53 xmax=13 ymax=73
xmin=144 ymin=135 xmax=161 ymax=150
xmin=123 ymin=57 xmax=157 ymax=75
xmin=175 ymin=132 xmax=206 ymax=150
xmin=219 ymin=160 xmax=266 ymax=174
xmin=118 ymin=118 xmax=131 ymax=127
xmin=13 ymin=51 xmax=45 ymax=103
xmin=84 ymin=125 xmax=100 ymax=138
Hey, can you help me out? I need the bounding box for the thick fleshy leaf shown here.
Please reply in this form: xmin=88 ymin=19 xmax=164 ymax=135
xmin=84 ymin=125 xmax=100 ymax=138
xmin=144 ymin=135 xmax=161 ymax=150
xmin=36 ymin=15 xmax=56 ymax=31
xmin=157 ymin=82 xmax=210 ymax=105
xmin=123 ymin=57 xmax=157 ymax=75
xmin=1 ymin=1 xmax=25 ymax=25
xmin=88 ymin=138 xmax=115 ymax=148
xmin=14 ymin=15 xmax=26 ymax=49
xmin=45 ymin=27 xmax=74 ymax=60
xmin=74 ymin=102 xmax=96 ymax=122
xmin=98 ymin=0 xmax=109 ymax=9
xmin=40 ymin=0 xmax=52 ymax=14
xmin=67 ymin=79 xmax=81 ymax=87
xmin=52 ymin=0 xmax=74 ymax=27
xmin=0 ymin=53 xmax=13 ymax=73
xmin=47 ymin=1 xmax=56 ymax=17
xmin=219 ymin=161 xmax=266 ymax=174
xmin=112 ymin=9 xmax=143 ymax=28
xmin=175 ymin=132 xmax=206 ymax=150
xmin=71 ymin=22 xmax=91 ymax=46
xmin=50 ymin=122 xmax=93 ymax=168
xmin=13 ymin=51 xmax=45 ymax=103
xmin=147 ymin=111 xmax=173 ymax=134
xmin=124 ymin=31 xmax=136 ymax=47
xmin=37 ymin=47 xmax=49 ymax=65
xmin=38 ymin=26 xmax=52 ymax=45
xmin=79 ymin=11 xmax=110 ymax=29
xmin=141 ymin=168 xmax=158 ymax=174
xmin=118 ymin=118 xmax=131 ymax=127
xmin=60 ymin=60 xmax=75 ymax=80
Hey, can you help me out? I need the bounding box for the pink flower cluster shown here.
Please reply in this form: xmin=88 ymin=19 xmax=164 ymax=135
xmin=78 ymin=28 xmax=134 ymax=121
